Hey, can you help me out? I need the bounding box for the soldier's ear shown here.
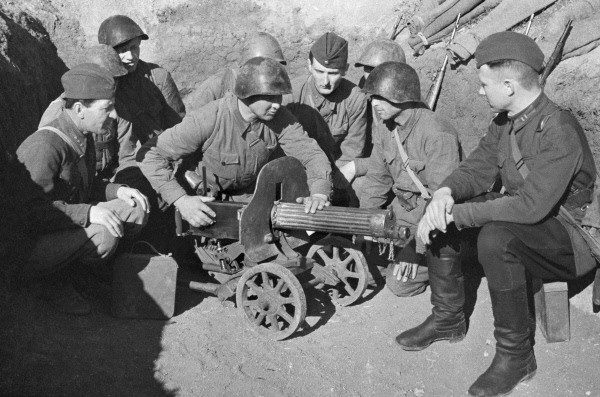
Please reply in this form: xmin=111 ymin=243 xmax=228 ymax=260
xmin=307 ymin=58 xmax=312 ymax=72
xmin=503 ymin=79 xmax=515 ymax=97
xmin=73 ymin=101 xmax=86 ymax=119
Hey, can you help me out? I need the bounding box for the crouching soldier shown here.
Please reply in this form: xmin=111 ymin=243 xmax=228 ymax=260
xmin=137 ymin=57 xmax=332 ymax=227
xmin=356 ymin=62 xmax=461 ymax=300
xmin=16 ymin=64 xmax=148 ymax=314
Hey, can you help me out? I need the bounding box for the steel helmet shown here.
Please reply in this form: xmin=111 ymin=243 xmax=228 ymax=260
xmin=355 ymin=40 xmax=406 ymax=68
xmin=234 ymin=57 xmax=292 ymax=99
xmin=84 ymin=44 xmax=128 ymax=77
xmin=363 ymin=61 xmax=421 ymax=104
xmin=98 ymin=15 xmax=149 ymax=48
xmin=240 ymin=32 xmax=286 ymax=65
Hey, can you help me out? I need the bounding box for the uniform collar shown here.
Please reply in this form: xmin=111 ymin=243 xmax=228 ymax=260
xmin=55 ymin=111 xmax=88 ymax=157
xmin=393 ymin=107 xmax=422 ymax=143
xmin=227 ymin=94 xmax=253 ymax=134
xmin=509 ymin=92 xmax=548 ymax=133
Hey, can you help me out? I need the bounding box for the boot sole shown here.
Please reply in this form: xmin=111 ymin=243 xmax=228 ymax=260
xmin=395 ymin=333 xmax=466 ymax=351
xmin=468 ymin=370 xmax=537 ymax=396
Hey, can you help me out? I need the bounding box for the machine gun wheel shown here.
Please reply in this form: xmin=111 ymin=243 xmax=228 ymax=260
xmin=236 ymin=262 xmax=307 ymax=340
xmin=307 ymin=236 xmax=368 ymax=306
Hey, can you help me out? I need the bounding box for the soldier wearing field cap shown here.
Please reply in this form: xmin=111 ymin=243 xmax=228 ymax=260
xmin=39 ymin=44 xmax=128 ymax=179
xmin=138 ymin=57 xmax=332 ymax=228
xmin=195 ymin=31 xmax=289 ymax=107
xmin=287 ymin=32 xmax=369 ymax=207
xmin=17 ymin=63 xmax=148 ymax=315
xmin=413 ymin=31 xmax=596 ymax=396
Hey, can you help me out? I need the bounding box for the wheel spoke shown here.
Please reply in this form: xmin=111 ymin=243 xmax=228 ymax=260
xmin=260 ymin=272 xmax=271 ymax=289
xmin=254 ymin=312 xmax=266 ymax=326
xmin=274 ymin=278 xmax=285 ymax=293
xmin=332 ymin=247 xmax=340 ymax=261
xmin=268 ymin=315 xmax=280 ymax=331
xmin=317 ymin=249 xmax=330 ymax=263
xmin=276 ymin=308 xmax=295 ymax=325
xmin=280 ymin=297 xmax=297 ymax=305
xmin=343 ymin=282 xmax=355 ymax=295
xmin=340 ymin=255 xmax=354 ymax=267
xmin=242 ymin=299 xmax=260 ymax=308
xmin=342 ymin=270 xmax=360 ymax=279
xmin=246 ymin=280 xmax=263 ymax=294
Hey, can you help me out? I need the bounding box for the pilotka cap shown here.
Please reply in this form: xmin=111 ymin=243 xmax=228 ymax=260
xmin=475 ymin=31 xmax=545 ymax=72
xmin=62 ymin=63 xmax=116 ymax=100
xmin=311 ymin=32 xmax=348 ymax=69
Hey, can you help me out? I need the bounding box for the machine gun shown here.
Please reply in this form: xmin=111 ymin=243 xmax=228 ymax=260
xmin=177 ymin=157 xmax=410 ymax=340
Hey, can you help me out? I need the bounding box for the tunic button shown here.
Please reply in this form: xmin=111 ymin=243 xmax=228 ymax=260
xmin=471 ymin=223 xmax=475 ymax=227
xmin=221 ymin=161 xmax=226 ymax=165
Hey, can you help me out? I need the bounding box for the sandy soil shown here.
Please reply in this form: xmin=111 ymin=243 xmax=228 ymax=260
xmin=1 ymin=252 xmax=599 ymax=397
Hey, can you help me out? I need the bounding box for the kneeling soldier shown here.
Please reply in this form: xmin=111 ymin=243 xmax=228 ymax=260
xmin=137 ymin=57 xmax=332 ymax=227
xmin=17 ymin=64 xmax=149 ymax=315
xmin=357 ymin=62 xmax=461 ymax=299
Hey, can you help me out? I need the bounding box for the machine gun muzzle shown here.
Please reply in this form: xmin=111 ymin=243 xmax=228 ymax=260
xmin=271 ymin=202 xmax=410 ymax=244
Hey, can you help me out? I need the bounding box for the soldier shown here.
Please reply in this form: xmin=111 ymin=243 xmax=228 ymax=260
xmin=16 ymin=64 xmax=148 ymax=315
xmin=196 ymin=31 xmax=287 ymax=107
xmin=39 ymin=44 xmax=128 ymax=180
xmin=415 ymin=32 xmax=596 ymax=396
xmin=355 ymin=39 xmax=407 ymax=88
xmin=356 ymin=62 xmax=461 ymax=298
xmin=287 ymin=32 xmax=369 ymax=207
xmin=137 ymin=57 xmax=332 ymax=227
xmin=98 ymin=14 xmax=187 ymax=247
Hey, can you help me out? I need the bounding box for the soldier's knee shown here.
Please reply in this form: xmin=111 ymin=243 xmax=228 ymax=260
xmin=385 ymin=264 xmax=429 ymax=297
xmin=86 ymin=225 xmax=119 ymax=261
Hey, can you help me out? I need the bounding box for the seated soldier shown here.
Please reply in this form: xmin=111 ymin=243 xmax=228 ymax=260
xmin=16 ymin=64 xmax=148 ymax=315
xmin=137 ymin=57 xmax=332 ymax=228
xmin=287 ymin=32 xmax=369 ymax=207
xmin=355 ymin=62 xmax=461 ymax=298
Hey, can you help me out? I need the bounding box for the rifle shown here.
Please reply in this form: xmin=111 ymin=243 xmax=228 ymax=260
xmin=540 ymin=19 xmax=573 ymax=87
xmin=425 ymin=13 xmax=460 ymax=111
xmin=390 ymin=15 xmax=403 ymax=41
xmin=525 ymin=13 xmax=534 ymax=36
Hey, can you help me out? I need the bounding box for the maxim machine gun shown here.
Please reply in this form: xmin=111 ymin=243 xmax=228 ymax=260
xmin=177 ymin=157 xmax=410 ymax=340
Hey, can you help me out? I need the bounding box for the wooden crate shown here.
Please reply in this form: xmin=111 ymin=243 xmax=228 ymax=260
xmin=533 ymin=280 xmax=570 ymax=343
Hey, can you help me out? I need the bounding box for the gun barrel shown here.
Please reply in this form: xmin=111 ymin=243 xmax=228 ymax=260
xmin=271 ymin=202 xmax=410 ymax=242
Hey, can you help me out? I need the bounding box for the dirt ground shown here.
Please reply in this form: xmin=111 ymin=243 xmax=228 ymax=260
xmin=2 ymin=0 xmax=600 ymax=396
xmin=1 ymin=253 xmax=599 ymax=397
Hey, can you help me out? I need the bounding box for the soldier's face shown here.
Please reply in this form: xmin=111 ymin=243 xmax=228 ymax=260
xmin=371 ymin=96 xmax=401 ymax=121
xmin=115 ymin=37 xmax=141 ymax=73
xmin=248 ymin=95 xmax=283 ymax=121
xmin=308 ymin=58 xmax=346 ymax=95
xmin=80 ymin=98 xmax=117 ymax=135
xmin=477 ymin=65 xmax=511 ymax=113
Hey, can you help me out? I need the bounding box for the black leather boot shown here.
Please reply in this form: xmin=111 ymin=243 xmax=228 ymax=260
xmin=395 ymin=251 xmax=466 ymax=350
xmin=468 ymin=285 xmax=537 ymax=396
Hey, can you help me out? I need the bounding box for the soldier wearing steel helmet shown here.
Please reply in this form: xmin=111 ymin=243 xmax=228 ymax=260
xmin=195 ymin=32 xmax=288 ymax=107
xmin=137 ymin=57 xmax=332 ymax=227
xmin=98 ymin=14 xmax=187 ymax=249
xmin=355 ymin=39 xmax=406 ymax=89
xmin=357 ymin=61 xmax=461 ymax=300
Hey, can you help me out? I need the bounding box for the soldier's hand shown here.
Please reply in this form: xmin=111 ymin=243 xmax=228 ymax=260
xmin=424 ymin=187 xmax=454 ymax=233
xmin=297 ymin=194 xmax=330 ymax=214
xmin=90 ymin=205 xmax=124 ymax=238
xmin=339 ymin=161 xmax=356 ymax=183
xmin=417 ymin=216 xmax=435 ymax=246
xmin=392 ymin=261 xmax=419 ymax=282
xmin=174 ymin=195 xmax=216 ymax=227
xmin=117 ymin=186 xmax=150 ymax=213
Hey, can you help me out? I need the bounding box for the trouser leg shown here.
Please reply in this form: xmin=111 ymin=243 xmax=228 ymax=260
xmin=469 ymin=219 xmax=574 ymax=396
xmin=395 ymin=226 xmax=466 ymax=350
xmin=22 ymin=199 xmax=147 ymax=280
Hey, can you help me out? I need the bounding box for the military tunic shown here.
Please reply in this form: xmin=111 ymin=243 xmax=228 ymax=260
xmin=443 ymin=93 xmax=596 ymax=271
xmin=360 ymin=106 xmax=460 ymax=228
xmin=289 ymin=76 xmax=369 ymax=169
xmin=17 ymin=112 xmax=123 ymax=227
xmin=138 ymin=94 xmax=332 ymax=205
